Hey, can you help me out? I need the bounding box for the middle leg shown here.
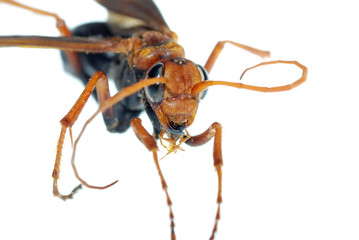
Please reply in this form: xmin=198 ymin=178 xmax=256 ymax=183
xmin=52 ymin=71 xmax=116 ymax=200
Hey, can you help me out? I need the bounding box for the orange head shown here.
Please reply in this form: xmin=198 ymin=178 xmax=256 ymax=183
xmin=144 ymin=57 xmax=208 ymax=135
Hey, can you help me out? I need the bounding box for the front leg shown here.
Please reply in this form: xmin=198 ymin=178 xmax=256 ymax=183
xmin=130 ymin=118 xmax=176 ymax=240
xmin=185 ymin=122 xmax=223 ymax=240
xmin=205 ymin=40 xmax=270 ymax=73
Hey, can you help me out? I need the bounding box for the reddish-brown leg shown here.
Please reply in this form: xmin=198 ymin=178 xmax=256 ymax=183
xmin=0 ymin=0 xmax=72 ymax=36
xmin=0 ymin=1 xmax=139 ymax=200
xmin=185 ymin=122 xmax=223 ymax=240
xmin=131 ymin=118 xmax=176 ymax=240
xmin=0 ymin=0 xmax=88 ymax=78
xmin=205 ymin=40 xmax=271 ymax=73
xmin=52 ymin=71 xmax=116 ymax=200
xmin=0 ymin=1 xmax=137 ymax=54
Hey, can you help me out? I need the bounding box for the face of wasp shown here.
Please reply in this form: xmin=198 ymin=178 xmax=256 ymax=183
xmin=144 ymin=57 xmax=208 ymax=135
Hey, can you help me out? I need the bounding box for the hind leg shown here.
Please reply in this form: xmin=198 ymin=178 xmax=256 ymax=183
xmin=0 ymin=0 xmax=72 ymax=36
xmin=0 ymin=1 xmax=84 ymax=79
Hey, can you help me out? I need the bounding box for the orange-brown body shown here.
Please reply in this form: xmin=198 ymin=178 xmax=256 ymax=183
xmin=0 ymin=1 xmax=307 ymax=240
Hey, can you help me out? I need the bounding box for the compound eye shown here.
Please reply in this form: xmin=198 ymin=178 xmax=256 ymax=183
xmin=145 ymin=62 xmax=165 ymax=104
xmin=197 ymin=64 xmax=209 ymax=81
xmin=196 ymin=64 xmax=209 ymax=99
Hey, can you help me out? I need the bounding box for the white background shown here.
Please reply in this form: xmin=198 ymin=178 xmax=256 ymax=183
xmin=0 ymin=0 xmax=358 ymax=240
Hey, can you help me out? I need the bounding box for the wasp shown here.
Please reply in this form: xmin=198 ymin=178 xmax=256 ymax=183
xmin=0 ymin=0 xmax=307 ymax=239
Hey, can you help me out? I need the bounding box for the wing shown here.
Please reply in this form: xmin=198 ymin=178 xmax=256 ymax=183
xmin=96 ymin=0 xmax=170 ymax=32
xmin=0 ymin=36 xmax=133 ymax=53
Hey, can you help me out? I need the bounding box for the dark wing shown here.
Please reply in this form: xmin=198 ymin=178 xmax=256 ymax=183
xmin=96 ymin=0 xmax=170 ymax=32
